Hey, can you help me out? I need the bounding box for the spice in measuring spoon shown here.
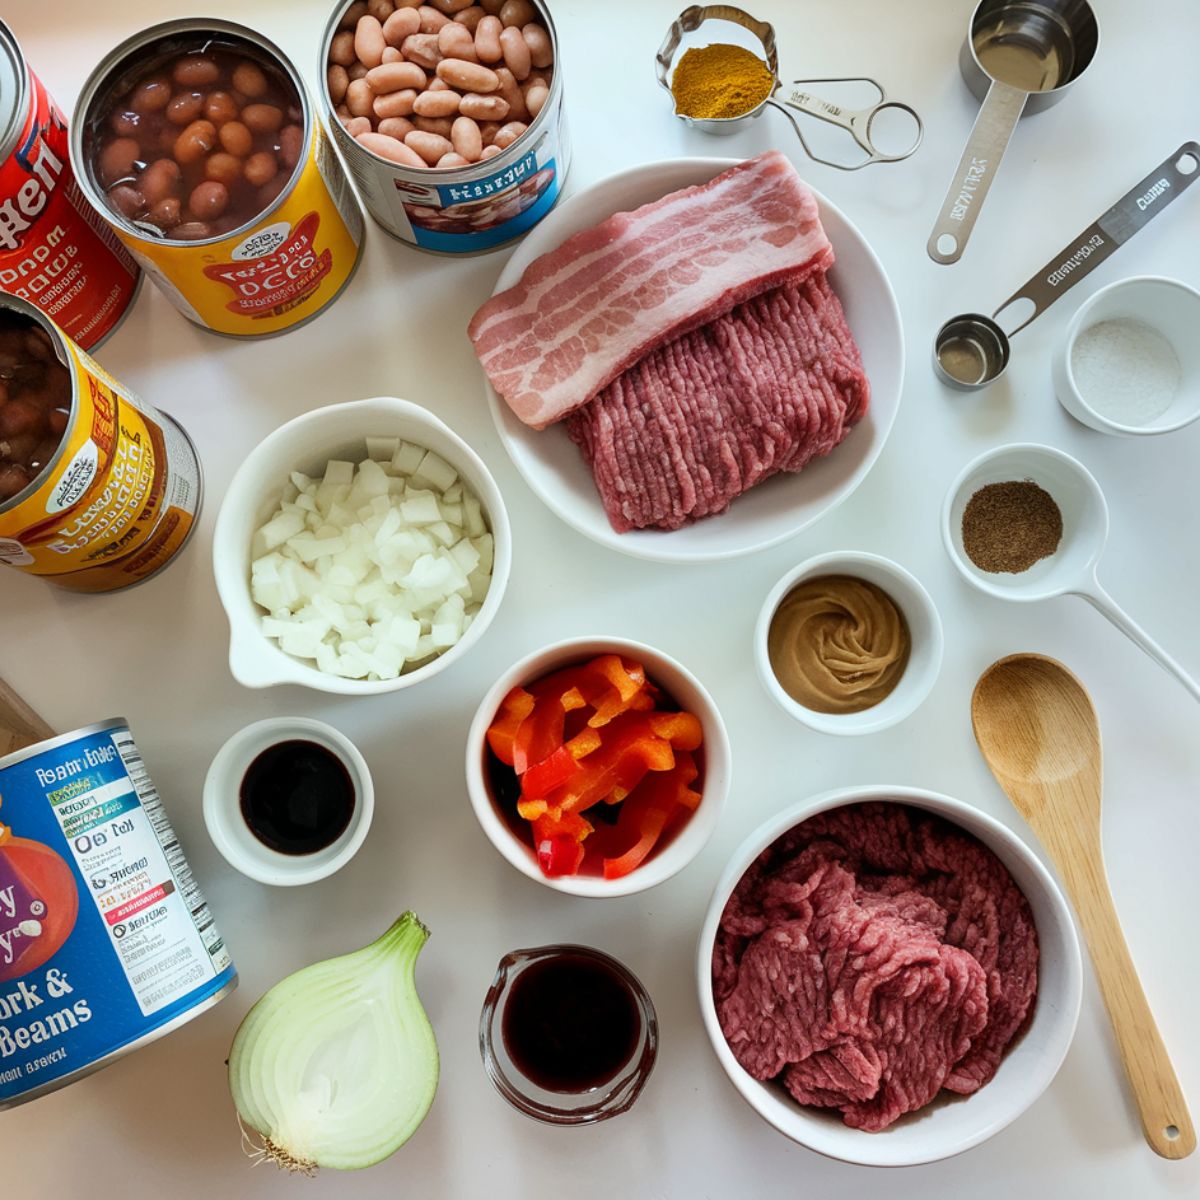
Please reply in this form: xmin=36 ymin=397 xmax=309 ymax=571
xmin=962 ymin=481 xmax=1063 ymax=574
xmin=670 ymin=44 xmax=774 ymax=119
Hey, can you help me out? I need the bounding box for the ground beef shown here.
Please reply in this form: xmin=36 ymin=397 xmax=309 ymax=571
xmin=714 ymin=803 xmax=1039 ymax=1132
xmin=565 ymin=273 xmax=869 ymax=533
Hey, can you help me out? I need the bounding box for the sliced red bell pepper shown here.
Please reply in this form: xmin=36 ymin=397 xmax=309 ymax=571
xmin=520 ymin=744 xmax=579 ymax=800
xmin=537 ymin=833 xmax=586 ymax=877
xmin=645 ymin=710 xmax=703 ymax=751
xmin=512 ymin=689 xmax=574 ymax=774
xmin=486 ymin=686 xmax=535 ymax=765
xmin=532 ymin=808 xmax=593 ymax=877
xmin=603 ymin=751 xmax=701 ymax=880
xmin=565 ymin=726 xmax=602 ymax=759
xmin=518 ymin=708 xmax=695 ymax=822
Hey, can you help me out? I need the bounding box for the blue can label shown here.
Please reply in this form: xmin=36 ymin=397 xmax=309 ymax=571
xmin=334 ymin=77 xmax=570 ymax=253
xmin=0 ymin=721 xmax=234 ymax=1105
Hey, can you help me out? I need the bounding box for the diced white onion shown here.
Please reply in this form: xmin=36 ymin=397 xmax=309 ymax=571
xmin=251 ymin=439 xmax=493 ymax=680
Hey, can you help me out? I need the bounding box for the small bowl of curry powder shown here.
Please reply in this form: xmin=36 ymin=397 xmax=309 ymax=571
xmin=655 ymin=6 xmax=780 ymax=132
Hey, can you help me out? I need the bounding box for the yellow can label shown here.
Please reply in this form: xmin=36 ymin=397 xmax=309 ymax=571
xmin=116 ymin=126 xmax=362 ymax=337
xmin=0 ymin=335 xmax=200 ymax=593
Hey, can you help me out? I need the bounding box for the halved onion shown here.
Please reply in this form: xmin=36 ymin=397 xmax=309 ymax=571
xmin=228 ymin=912 xmax=438 ymax=1173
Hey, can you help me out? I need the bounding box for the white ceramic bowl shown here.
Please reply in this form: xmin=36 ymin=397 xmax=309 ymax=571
xmin=697 ymin=786 xmax=1083 ymax=1167
xmin=1053 ymin=275 xmax=1200 ymax=436
xmin=465 ymin=637 xmax=731 ymax=897
xmin=482 ymin=157 xmax=904 ymax=563
xmin=754 ymin=552 xmax=943 ymax=735
xmin=213 ymin=396 xmax=511 ymax=694
xmin=203 ymin=717 xmax=374 ymax=887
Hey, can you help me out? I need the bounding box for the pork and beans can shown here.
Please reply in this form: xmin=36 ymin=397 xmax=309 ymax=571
xmin=0 ymin=719 xmax=236 ymax=1109
xmin=69 ymin=20 xmax=364 ymax=338
xmin=0 ymin=293 xmax=201 ymax=592
xmin=0 ymin=20 xmax=139 ymax=350
xmin=321 ymin=0 xmax=570 ymax=253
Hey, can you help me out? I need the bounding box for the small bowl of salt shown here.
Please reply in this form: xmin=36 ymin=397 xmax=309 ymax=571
xmin=1054 ymin=275 xmax=1200 ymax=436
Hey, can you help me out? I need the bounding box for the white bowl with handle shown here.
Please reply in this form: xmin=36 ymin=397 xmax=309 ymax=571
xmin=213 ymin=396 xmax=511 ymax=695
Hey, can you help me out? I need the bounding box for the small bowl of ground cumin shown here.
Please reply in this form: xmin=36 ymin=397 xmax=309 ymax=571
xmin=942 ymin=443 xmax=1108 ymax=601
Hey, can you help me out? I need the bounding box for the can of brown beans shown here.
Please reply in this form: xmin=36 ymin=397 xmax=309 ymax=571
xmin=68 ymin=20 xmax=365 ymax=338
xmin=320 ymin=0 xmax=570 ymax=252
xmin=0 ymin=293 xmax=201 ymax=592
xmin=0 ymin=20 xmax=140 ymax=351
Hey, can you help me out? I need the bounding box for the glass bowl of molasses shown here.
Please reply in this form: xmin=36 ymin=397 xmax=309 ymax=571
xmin=479 ymin=944 xmax=658 ymax=1124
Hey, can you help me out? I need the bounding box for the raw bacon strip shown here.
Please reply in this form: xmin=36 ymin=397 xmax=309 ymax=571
xmin=469 ymin=152 xmax=833 ymax=428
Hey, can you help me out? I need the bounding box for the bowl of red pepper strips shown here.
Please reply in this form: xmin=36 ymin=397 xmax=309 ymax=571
xmin=466 ymin=638 xmax=731 ymax=896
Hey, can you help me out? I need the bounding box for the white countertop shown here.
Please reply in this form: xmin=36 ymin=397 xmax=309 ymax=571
xmin=3 ymin=0 xmax=1199 ymax=1195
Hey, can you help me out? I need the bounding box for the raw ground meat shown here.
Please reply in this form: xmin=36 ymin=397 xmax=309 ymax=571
xmin=469 ymin=152 xmax=833 ymax=428
xmin=713 ymin=803 xmax=1038 ymax=1132
xmin=565 ymin=271 xmax=869 ymax=533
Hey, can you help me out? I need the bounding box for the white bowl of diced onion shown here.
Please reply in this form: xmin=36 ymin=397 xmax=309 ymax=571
xmin=213 ymin=396 xmax=511 ymax=694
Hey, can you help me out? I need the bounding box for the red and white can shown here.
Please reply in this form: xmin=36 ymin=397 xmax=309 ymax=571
xmin=0 ymin=20 xmax=140 ymax=350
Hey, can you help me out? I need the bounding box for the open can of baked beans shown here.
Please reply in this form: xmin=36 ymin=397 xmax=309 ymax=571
xmin=69 ymin=20 xmax=364 ymax=338
xmin=0 ymin=293 xmax=201 ymax=592
xmin=320 ymin=0 xmax=569 ymax=252
xmin=0 ymin=20 xmax=140 ymax=350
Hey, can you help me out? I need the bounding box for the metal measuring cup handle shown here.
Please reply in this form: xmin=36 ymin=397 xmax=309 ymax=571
xmin=927 ymin=80 xmax=1030 ymax=265
xmin=773 ymin=78 xmax=924 ymax=169
xmin=990 ymin=141 xmax=1200 ymax=335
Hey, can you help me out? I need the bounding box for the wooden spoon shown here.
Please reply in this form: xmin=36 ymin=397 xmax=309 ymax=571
xmin=0 ymin=673 xmax=54 ymax=758
xmin=972 ymin=653 xmax=1195 ymax=1159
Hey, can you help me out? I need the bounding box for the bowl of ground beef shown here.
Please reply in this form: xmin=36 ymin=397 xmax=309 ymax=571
xmin=698 ymin=787 xmax=1082 ymax=1166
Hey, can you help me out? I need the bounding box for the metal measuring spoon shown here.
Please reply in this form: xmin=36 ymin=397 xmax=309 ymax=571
xmin=928 ymin=0 xmax=1099 ymax=264
xmin=934 ymin=141 xmax=1200 ymax=389
xmin=655 ymin=5 xmax=923 ymax=170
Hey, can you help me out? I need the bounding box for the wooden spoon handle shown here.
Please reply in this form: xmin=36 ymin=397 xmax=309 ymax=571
xmin=0 ymin=674 xmax=55 ymax=759
xmin=1056 ymin=848 xmax=1195 ymax=1158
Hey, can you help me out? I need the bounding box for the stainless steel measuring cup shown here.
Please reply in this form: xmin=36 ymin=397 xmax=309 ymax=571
xmin=934 ymin=141 xmax=1200 ymax=389
xmin=655 ymin=5 xmax=923 ymax=170
xmin=928 ymin=0 xmax=1099 ymax=264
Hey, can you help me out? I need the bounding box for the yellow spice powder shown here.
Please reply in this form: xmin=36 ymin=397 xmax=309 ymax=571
xmin=671 ymin=43 xmax=775 ymax=120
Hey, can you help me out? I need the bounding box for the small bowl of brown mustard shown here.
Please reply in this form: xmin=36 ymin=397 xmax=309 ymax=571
xmin=754 ymin=551 xmax=944 ymax=735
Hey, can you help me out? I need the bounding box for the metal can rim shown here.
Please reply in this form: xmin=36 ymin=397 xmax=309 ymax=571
xmin=317 ymin=0 xmax=564 ymax=181
xmin=0 ymin=716 xmax=128 ymax=771
xmin=0 ymin=19 xmax=30 ymax=162
xmin=68 ymin=18 xmax=314 ymax=249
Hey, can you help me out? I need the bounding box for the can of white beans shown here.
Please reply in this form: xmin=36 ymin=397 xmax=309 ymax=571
xmin=320 ymin=0 xmax=570 ymax=253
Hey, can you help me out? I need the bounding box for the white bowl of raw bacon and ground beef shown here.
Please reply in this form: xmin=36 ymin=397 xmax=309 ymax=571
xmin=697 ymin=788 xmax=1082 ymax=1166
xmin=471 ymin=154 xmax=903 ymax=563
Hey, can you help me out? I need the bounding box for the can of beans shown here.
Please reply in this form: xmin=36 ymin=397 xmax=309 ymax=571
xmin=0 ymin=718 xmax=237 ymax=1110
xmin=68 ymin=20 xmax=364 ymax=338
xmin=0 ymin=293 xmax=201 ymax=592
xmin=320 ymin=0 xmax=569 ymax=253
xmin=0 ymin=20 xmax=140 ymax=351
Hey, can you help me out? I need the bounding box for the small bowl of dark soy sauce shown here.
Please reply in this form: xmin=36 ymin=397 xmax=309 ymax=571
xmin=203 ymin=717 xmax=373 ymax=886
xmin=479 ymin=944 xmax=658 ymax=1124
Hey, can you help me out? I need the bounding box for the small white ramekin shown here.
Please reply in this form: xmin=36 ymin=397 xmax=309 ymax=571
xmin=465 ymin=637 xmax=731 ymax=897
xmin=203 ymin=717 xmax=373 ymax=887
xmin=754 ymin=551 xmax=943 ymax=735
xmin=1053 ymin=275 xmax=1200 ymax=436
xmin=697 ymin=785 xmax=1083 ymax=1167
